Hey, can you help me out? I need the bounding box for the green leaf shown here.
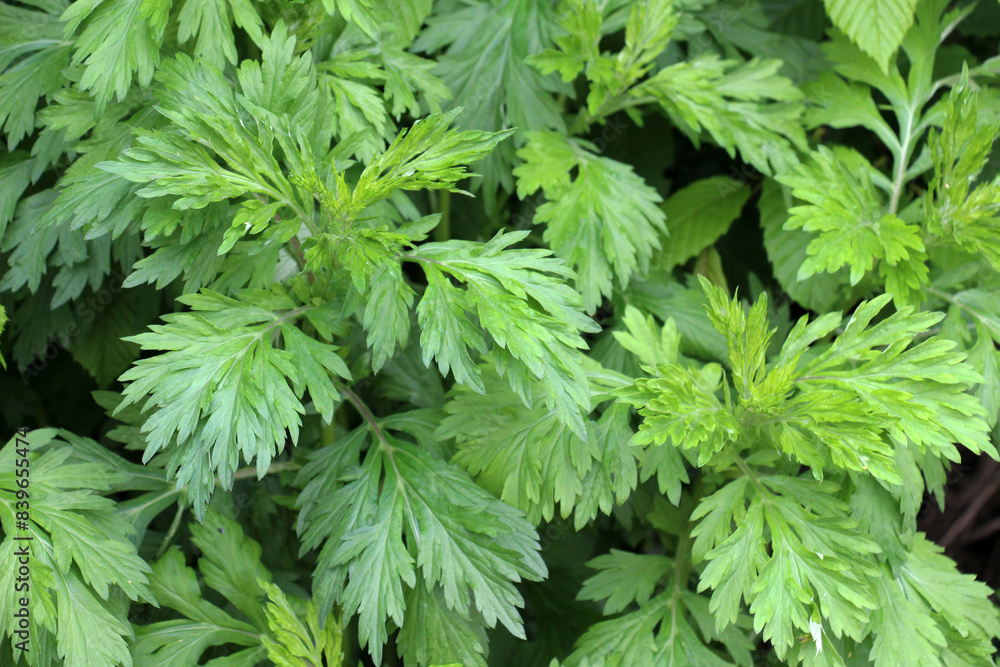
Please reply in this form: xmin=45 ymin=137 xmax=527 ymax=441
xmin=0 ymin=1 xmax=71 ymax=149
xmin=657 ymin=176 xmax=751 ymax=272
xmin=565 ymin=590 xmax=736 ymax=666
xmin=351 ymin=107 xmax=515 ymax=215
xmin=532 ymin=0 xmax=678 ymax=114
xmin=190 ymin=511 xmax=273 ymax=630
xmin=634 ymin=56 xmax=806 ymax=176
xmin=759 ymin=179 xmax=851 ymax=313
xmin=614 ymin=362 xmax=741 ymax=467
xmin=527 ymin=0 xmax=603 ymax=84
xmin=514 ymin=131 xmax=667 ymax=312
xmin=363 ymin=264 xmax=414 ymax=373
xmin=0 ymin=304 xmax=7 ymax=369
xmin=624 ymin=274 xmax=729 ymax=362
xmin=565 ymin=592 xmax=669 ymax=666
xmin=0 ymin=153 xmax=36 ymax=236
xmin=0 ymin=430 xmax=155 ymax=667
xmin=969 ymin=325 xmax=1000 ymax=428
xmin=578 ymin=550 xmax=673 ymax=615
xmin=322 ymin=0 xmax=381 ymax=41
xmin=297 ymin=427 xmax=545 ymax=664
xmin=924 ymin=77 xmax=1000 ymax=272
xmin=116 ymin=289 xmax=349 ymax=518
xmin=901 ymin=534 xmax=1000 ymax=643
xmin=776 ymin=146 xmax=928 ymax=304
xmin=176 ymin=0 xmax=263 ymax=68
xmin=62 ymin=0 xmax=171 ymax=109
xmin=411 ymin=230 xmax=599 ymax=435
xmin=869 ymin=562 xmax=945 ymax=667
xmin=416 ymin=266 xmax=486 ymax=392
xmin=693 ymin=475 xmax=880 ymax=658
xmin=397 ymin=582 xmax=488 ymax=667
xmin=413 ymin=0 xmax=570 ymax=203
xmin=135 ymin=509 xmax=341 ymax=666
xmin=259 ymin=579 xmax=344 ymax=667
xmin=440 ymin=365 xmax=636 ymax=528
xmin=132 ymin=549 xmax=263 ymax=666
xmin=801 ymin=71 xmax=896 ymax=147
xmin=822 ymin=0 xmax=919 ymax=72
xmin=68 ymin=284 xmax=158 ymax=387
xmin=611 ymin=305 xmax=681 ymax=369
xmin=795 ymin=294 xmax=996 ymax=461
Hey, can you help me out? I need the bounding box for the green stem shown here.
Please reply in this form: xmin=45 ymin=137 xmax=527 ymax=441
xmin=666 ymin=525 xmax=693 ymax=640
xmin=287 ymin=235 xmax=307 ymax=271
xmin=568 ymin=92 xmax=657 ymax=136
xmin=659 ymin=478 xmax=704 ymax=658
xmin=889 ymin=105 xmax=919 ymax=215
xmin=334 ymin=383 xmax=409 ymax=514
xmin=924 ymin=285 xmax=955 ymax=304
xmin=733 ymin=454 xmax=769 ymax=498
xmin=568 ymin=109 xmax=596 ymax=136
xmin=435 ymin=190 xmax=451 ymax=242
xmin=152 ymin=461 xmax=302 ymax=508
xmin=335 ymin=383 xmax=389 ymax=448
xmin=230 ymin=460 xmax=301 ymax=482
xmin=321 ymin=418 xmax=337 ymax=447
xmin=923 ymin=286 xmax=989 ymax=329
xmin=154 ymin=501 xmax=186 ymax=560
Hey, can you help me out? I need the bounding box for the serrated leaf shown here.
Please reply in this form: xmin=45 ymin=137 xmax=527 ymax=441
xmin=578 ymin=550 xmax=672 ymax=615
xmin=822 ymin=0 xmax=919 ymax=72
xmin=298 ymin=428 xmax=545 ymax=664
xmin=412 ymin=230 xmax=598 ymax=435
xmin=62 ymin=0 xmax=170 ymax=109
xmin=635 ymin=56 xmax=806 ymax=176
xmin=116 ymin=290 xmax=345 ymax=517
xmin=440 ymin=366 xmax=636 ymax=528
xmin=0 ymin=430 xmax=155 ymax=667
xmin=515 ymin=132 xmax=667 ymax=312
xmin=259 ymin=579 xmax=344 ymax=667
xmin=413 ymin=0 xmax=570 ymax=204
xmin=759 ymin=178 xmax=850 ymax=313
xmin=132 ymin=548 xmax=262 ymax=666
xmin=776 ymin=145 xmax=928 ymax=304
xmin=397 ymin=582 xmax=488 ymax=667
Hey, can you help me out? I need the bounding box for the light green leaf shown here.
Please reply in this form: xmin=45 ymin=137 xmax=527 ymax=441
xmin=116 ymin=289 xmax=346 ymax=517
xmin=759 ymin=179 xmax=850 ymax=313
xmin=412 ymin=230 xmax=598 ymax=435
xmin=397 ymin=582 xmax=488 ymax=667
xmin=822 ymin=0 xmax=919 ymax=72
xmin=657 ymin=176 xmax=750 ymax=272
xmin=441 ymin=366 xmax=637 ymax=527
xmin=515 ymin=132 xmax=667 ymax=311
xmin=776 ymin=146 xmax=928 ymax=303
xmin=259 ymin=579 xmax=344 ymax=667
xmin=578 ymin=550 xmax=673 ymax=615
xmin=298 ymin=428 xmax=545 ymax=664
xmin=635 ymin=56 xmax=806 ymax=176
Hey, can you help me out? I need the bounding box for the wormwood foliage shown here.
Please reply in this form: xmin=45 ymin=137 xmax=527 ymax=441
xmin=1 ymin=0 xmax=1000 ymax=666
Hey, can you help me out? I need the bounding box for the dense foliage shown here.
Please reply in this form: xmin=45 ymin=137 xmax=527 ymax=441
xmin=2 ymin=0 xmax=1000 ymax=665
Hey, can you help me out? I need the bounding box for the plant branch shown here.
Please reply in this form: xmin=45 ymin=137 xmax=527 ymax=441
xmin=435 ymin=190 xmax=451 ymax=242
xmin=889 ymin=105 xmax=918 ymax=215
